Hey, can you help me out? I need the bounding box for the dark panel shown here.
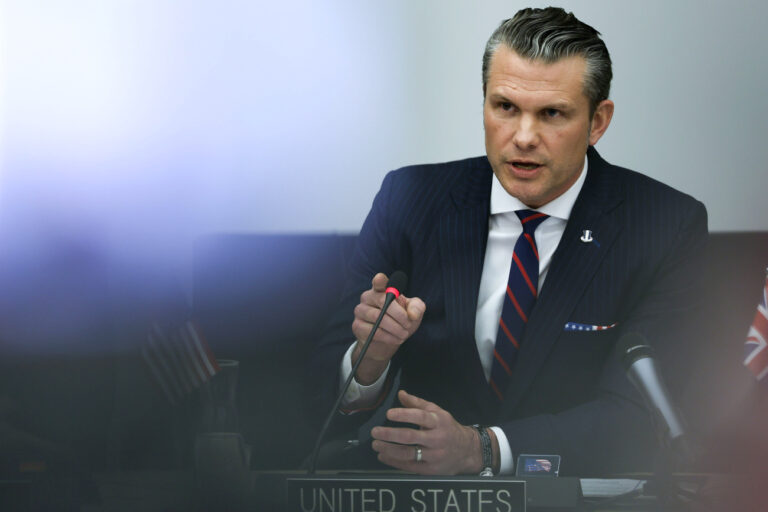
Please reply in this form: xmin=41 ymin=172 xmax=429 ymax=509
xmin=684 ymin=232 xmax=768 ymax=472
xmin=192 ymin=233 xmax=356 ymax=469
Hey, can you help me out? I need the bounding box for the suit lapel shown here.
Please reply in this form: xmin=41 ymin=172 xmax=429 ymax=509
xmin=502 ymin=147 xmax=625 ymax=413
xmin=439 ymin=158 xmax=495 ymax=408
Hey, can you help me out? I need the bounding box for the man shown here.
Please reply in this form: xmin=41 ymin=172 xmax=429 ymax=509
xmin=311 ymin=7 xmax=707 ymax=477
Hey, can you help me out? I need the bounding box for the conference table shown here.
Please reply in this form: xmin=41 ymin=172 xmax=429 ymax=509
xmin=26 ymin=469 xmax=749 ymax=511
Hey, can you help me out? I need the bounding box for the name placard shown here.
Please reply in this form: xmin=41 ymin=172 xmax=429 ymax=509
xmin=286 ymin=476 xmax=526 ymax=512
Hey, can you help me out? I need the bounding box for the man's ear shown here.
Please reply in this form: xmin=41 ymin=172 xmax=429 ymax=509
xmin=588 ymin=99 xmax=614 ymax=146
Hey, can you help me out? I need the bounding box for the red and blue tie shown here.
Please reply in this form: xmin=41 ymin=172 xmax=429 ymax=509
xmin=489 ymin=209 xmax=549 ymax=401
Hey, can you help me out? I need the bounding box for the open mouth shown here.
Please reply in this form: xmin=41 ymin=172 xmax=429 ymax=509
xmin=511 ymin=161 xmax=542 ymax=171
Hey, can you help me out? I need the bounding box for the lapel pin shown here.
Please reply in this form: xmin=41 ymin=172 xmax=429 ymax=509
xmin=580 ymin=230 xmax=593 ymax=243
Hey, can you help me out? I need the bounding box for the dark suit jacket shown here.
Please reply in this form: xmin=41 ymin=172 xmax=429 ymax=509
xmin=310 ymin=146 xmax=708 ymax=476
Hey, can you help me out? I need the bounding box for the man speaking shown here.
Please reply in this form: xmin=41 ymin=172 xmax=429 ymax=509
xmin=311 ymin=7 xmax=707 ymax=477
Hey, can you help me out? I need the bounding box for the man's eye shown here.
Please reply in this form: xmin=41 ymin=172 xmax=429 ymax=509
xmin=544 ymin=108 xmax=561 ymax=118
xmin=500 ymin=102 xmax=513 ymax=111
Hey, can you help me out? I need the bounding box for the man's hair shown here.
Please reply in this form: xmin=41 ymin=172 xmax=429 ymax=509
xmin=482 ymin=7 xmax=612 ymax=115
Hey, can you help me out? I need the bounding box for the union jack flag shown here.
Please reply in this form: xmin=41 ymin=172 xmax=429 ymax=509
xmin=744 ymin=270 xmax=768 ymax=382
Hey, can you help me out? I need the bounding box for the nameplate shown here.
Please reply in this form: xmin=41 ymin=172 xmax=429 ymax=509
xmin=286 ymin=475 xmax=526 ymax=512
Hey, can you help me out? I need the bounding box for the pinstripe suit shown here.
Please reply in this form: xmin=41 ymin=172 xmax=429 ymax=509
xmin=312 ymin=146 xmax=707 ymax=475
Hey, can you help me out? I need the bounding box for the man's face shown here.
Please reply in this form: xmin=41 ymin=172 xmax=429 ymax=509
xmin=483 ymin=45 xmax=612 ymax=208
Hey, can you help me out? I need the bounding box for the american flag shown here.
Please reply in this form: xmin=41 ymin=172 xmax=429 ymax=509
xmin=744 ymin=270 xmax=768 ymax=383
xmin=141 ymin=320 xmax=221 ymax=405
xmin=564 ymin=321 xmax=617 ymax=331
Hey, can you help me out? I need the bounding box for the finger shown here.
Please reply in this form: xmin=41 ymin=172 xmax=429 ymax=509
xmin=371 ymin=440 xmax=425 ymax=463
xmin=371 ymin=273 xmax=388 ymax=292
xmin=376 ymin=452 xmax=431 ymax=475
xmin=396 ymin=295 xmax=426 ymax=325
xmin=351 ymin=322 xmax=401 ymax=350
xmin=360 ymin=287 xmax=387 ymax=309
xmin=354 ymin=303 xmax=410 ymax=335
xmin=359 ymin=289 xmax=410 ymax=322
xmin=405 ymin=297 xmax=427 ymax=322
xmin=384 ymin=300 xmax=414 ymax=329
xmin=398 ymin=390 xmax=442 ymax=413
xmin=371 ymin=425 xmax=425 ymax=446
xmin=358 ymin=293 xmax=414 ymax=332
xmin=386 ymin=407 xmax=439 ymax=429
xmin=360 ymin=275 xmax=395 ymax=309
xmin=362 ymin=304 xmax=411 ymax=337
xmin=351 ymin=313 xmax=417 ymax=357
xmin=376 ymin=316 xmax=412 ymax=341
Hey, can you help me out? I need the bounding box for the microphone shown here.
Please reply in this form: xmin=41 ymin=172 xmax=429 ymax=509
xmin=617 ymin=332 xmax=686 ymax=450
xmin=308 ymin=271 xmax=408 ymax=474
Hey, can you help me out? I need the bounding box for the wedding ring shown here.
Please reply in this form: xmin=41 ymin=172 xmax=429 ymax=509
xmin=415 ymin=446 xmax=423 ymax=462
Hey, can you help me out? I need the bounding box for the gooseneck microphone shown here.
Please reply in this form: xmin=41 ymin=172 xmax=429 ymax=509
xmin=308 ymin=271 xmax=408 ymax=474
xmin=618 ymin=332 xmax=685 ymax=449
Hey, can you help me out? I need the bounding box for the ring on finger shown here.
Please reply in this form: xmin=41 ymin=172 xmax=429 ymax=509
xmin=415 ymin=446 xmax=423 ymax=462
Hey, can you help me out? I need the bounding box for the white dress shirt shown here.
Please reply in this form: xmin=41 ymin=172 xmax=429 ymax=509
xmin=340 ymin=156 xmax=588 ymax=474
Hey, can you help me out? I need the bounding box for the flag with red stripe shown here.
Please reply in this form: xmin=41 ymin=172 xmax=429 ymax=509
xmin=744 ymin=271 xmax=768 ymax=383
xmin=141 ymin=320 xmax=221 ymax=405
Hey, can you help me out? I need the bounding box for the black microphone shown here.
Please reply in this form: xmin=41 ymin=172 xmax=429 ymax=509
xmin=308 ymin=271 xmax=408 ymax=474
xmin=618 ymin=332 xmax=686 ymax=450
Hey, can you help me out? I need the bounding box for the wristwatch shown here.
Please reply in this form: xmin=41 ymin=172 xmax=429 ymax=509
xmin=472 ymin=425 xmax=494 ymax=477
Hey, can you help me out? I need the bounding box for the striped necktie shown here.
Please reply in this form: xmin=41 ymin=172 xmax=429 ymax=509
xmin=489 ymin=209 xmax=549 ymax=401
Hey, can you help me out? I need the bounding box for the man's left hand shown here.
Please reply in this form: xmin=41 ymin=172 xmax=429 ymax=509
xmin=370 ymin=390 xmax=482 ymax=475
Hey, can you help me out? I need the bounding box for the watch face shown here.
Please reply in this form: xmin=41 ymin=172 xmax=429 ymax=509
xmin=515 ymin=454 xmax=561 ymax=477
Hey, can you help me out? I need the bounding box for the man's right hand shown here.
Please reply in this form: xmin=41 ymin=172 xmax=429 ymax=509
xmin=351 ymin=273 xmax=426 ymax=385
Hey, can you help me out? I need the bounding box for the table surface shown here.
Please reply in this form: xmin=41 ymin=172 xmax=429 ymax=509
xmin=81 ymin=470 xmax=753 ymax=511
xmin=3 ymin=469 xmax=758 ymax=511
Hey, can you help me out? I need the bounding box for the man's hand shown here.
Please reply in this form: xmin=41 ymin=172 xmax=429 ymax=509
xmin=351 ymin=273 xmax=426 ymax=385
xmin=371 ymin=390 xmax=494 ymax=475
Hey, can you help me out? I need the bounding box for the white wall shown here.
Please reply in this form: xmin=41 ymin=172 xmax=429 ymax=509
xmin=1 ymin=0 xmax=766 ymax=271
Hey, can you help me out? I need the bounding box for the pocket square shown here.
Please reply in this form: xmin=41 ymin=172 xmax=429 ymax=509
xmin=564 ymin=321 xmax=618 ymax=332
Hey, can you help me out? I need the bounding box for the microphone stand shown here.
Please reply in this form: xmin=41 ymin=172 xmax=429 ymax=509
xmin=640 ymin=381 xmax=699 ymax=508
xmin=308 ymin=273 xmax=406 ymax=474
xmin=619 ymin=334 xmax=699 ymax=508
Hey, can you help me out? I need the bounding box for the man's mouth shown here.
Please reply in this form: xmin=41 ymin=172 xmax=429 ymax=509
xmin=510 ymin=160 xmax=543 ymax=171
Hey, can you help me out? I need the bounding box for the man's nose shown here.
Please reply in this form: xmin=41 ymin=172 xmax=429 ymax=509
xmin=512 ymin=115 xmax=539 ymax=150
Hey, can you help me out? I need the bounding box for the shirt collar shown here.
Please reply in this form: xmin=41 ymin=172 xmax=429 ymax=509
xmin=490 ymin=155 xmax=588 ymax=221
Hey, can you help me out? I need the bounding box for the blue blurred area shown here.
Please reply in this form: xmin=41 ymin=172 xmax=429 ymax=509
xmin=0 ymin=1 xmax=402 ymax=355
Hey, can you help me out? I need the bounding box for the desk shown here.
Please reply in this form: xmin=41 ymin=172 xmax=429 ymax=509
xmin=3 ymin=469 xmax=756 ymax=511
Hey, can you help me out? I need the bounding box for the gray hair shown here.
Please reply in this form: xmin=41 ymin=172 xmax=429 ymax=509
xmin=482 ymin=7 xmax=612 ymax=115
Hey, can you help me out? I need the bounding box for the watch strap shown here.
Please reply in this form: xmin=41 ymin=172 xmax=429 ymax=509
xmin=473 ymin=424 xmax=494 ymax=476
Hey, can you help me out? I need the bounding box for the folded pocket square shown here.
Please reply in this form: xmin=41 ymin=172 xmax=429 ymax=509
xmin=564 ymin=321 xmax=618 ymax=332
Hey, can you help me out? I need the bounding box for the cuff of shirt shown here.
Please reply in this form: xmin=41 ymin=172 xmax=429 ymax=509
xmin=339 ymin=342 xmax=390 ymax=411
xmin=489 ymin=426 xmax=514 ymax=475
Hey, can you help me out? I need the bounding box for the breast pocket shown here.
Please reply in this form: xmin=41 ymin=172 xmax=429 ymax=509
xmin=551 ymin=321 xmax=620 ymax=374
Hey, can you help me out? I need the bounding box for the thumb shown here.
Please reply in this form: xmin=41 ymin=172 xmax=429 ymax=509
xmin=371 ymin=272 xmax=388 ymax=292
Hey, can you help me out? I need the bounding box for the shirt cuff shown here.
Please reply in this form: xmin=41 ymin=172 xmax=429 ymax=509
xmin=339 ymin=342 xmax=390 ymax=410
xmin=489 ymin=426 xmax=514 ymax=475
